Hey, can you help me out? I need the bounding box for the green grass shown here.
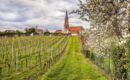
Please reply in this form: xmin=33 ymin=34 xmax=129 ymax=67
xmin=43 ymin=36 xmax=107 ymax=80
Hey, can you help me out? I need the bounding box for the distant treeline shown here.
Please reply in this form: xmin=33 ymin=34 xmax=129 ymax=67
xmin=0 ymin=30 xmax=69 ymax=37
xmin=0 ymin=31 xmax=24 ymax=37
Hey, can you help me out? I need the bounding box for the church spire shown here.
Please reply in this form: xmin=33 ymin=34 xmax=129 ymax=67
xmin=64 ymin=10 xmax=69 ymax=33
xmin=65 ymin=10 xmax=68 ymax=19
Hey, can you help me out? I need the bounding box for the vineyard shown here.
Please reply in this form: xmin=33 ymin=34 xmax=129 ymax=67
xmin=0 ymin=35 xmax=70 ymax=80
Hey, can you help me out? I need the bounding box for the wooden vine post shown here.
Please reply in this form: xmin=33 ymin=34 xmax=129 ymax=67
xmin=8 ymin=64 xmax=10 ymax=76
xmin=39 ymin=52 xmax=42 ymax=70
xmin=43 ymin=63 xmax=46 ymax=73
xmin=51 ymin=48 xmax=52 ymax=59
xmin=60 ymin=47 xmax=62 ymax=57
xmin=56 ymin=48 xmax=59 ymax=61
xmin=30 ymin=48 xmax=32 ymax=68
xmin=21 ymin=61 xmax=23 ymax=71
xmin=16 ymin=50 xmax=18 ymax=72
xmin=26 ymin=53 xmax=28 ymax=67
xmin=0 ymin=67 xmax=2 ymax=80
xmin=11 ymin=40 xmax=14 ymax=64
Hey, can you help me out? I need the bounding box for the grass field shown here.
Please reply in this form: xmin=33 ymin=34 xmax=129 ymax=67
xmin=42 ymin=36 xmax=107 ymax=80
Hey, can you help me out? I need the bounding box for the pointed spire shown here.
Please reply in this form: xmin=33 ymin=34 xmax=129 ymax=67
xmin=36 ymin=25 xmax=38 ymax=30
xmin=64 ymin=10 xmax=69 ymax=33
xmin=65 ymin=10 xmax=68 ymax=19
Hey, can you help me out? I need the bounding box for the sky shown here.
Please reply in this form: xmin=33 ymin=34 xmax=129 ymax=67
xmin=0 ymin=0 xmax=90 ymax=32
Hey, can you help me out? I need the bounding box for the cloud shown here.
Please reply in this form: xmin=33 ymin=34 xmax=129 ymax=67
xmin=0 ymin=12 xmax=19 ymax=21
xmin=0 ymin=21 xmax=27 ymax=31
xmin=0 ymin=0 xmax=90 ymax=31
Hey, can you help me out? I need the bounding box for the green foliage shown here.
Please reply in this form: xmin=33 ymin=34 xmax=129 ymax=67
xmin=52 ymin=33 xmax=60 ymax=36
xmin=25 ymin=28 xmax=36 ymax=35
xmin=0 ymin=32 xmax=15 ymax=37
xmin=111 ymin=38 xmax=130 ymax=80
xmin=124 ymin=38 xmax=130 ymax=69
xmin=0 ymin=31 xmax=24 ymax=37
xmin=16 ymin=30 xmax=23 ymax=36
xmin=44 ymin=32 xmax=50 ymax=36
xmin=85 ymin=50 xmax=95 ymax=61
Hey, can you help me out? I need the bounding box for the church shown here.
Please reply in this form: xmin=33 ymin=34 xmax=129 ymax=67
xmin=56 ymin=11 xmax=84 ymax=35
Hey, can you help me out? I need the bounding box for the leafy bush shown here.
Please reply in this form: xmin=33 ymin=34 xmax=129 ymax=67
xmin=85 ymin=50 xmax=95 ymax=61
xmin=44 ymin=32 xmax=51 ymax=36
xmin=111 ymin=38 xmax=130 ymax=80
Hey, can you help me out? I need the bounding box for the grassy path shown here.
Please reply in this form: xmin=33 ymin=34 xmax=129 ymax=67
xmin=42 ymin=36 xmax=107 ymax=80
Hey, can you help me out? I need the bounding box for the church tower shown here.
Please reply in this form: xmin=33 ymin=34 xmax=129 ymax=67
xmin=64 ymin=10 xmax=69 ymax=33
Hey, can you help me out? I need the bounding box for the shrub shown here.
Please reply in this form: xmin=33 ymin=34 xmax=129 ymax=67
xmin=111 ymin=38 xmax=130 ymax=80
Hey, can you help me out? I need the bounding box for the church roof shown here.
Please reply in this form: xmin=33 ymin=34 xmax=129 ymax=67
xmin=55 ymin=30 xmax=62 ymax=33
xmin=69 ymin=26 xmax=83 ymax=34
xmin=69 ymin=26 xmax=83 ymax=30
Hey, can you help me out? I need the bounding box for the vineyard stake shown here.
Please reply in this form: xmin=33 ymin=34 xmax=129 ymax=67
xmin=16 ymin=50 xmax=18 ymax=72
xmin=8 ymin=64 xmax=10 ymax=76
xmin=43 ymin=63 xmax=46 ymax=73
xmin=0 ymin=67 xmax=2 ymax=80
xmin=39 ymin=52 xmax=42 ymax=70
xmin=51 ymin=48 xmax=52 ymax=59
xmin=21 ymin=61 xmax=23 ymax=72
xmin=57 ymin=48 xmax=58 ymax=56
xmin=30 ymin=48 xmax=32 ymax=68
xmin=26 ymin=54 xmax=28 ymax=67
xmin=11 ymin=40 xmax=14 ymax=64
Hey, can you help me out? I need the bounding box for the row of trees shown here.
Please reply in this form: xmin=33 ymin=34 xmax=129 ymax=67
xmin=0 ymin=28 xmax=67 ymax=37
xmin=0 ymin=30 xmax=24 ymax=37
xmin=73 ymin=0 xmax=129 ymax=80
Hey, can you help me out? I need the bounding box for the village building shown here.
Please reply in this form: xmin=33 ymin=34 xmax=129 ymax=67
xmin=64 ymin=11 xmax=84 ymax=35
xmin=28 ymin=26 xmax=44 ymax=35
xmin=55 ymin=30 xmax=62 ymax=33
xmin=64 ymin=11 xmax=70 ymax=33
xmin=5 ymin=30 xmax=15 ymax=33
xmin=55 ymin=10 xmax=84 ymax=35
xmin=69 ymin=26 xmax=84 ymax=35
xmin=35 ymin=26 xmax=43 ymax=35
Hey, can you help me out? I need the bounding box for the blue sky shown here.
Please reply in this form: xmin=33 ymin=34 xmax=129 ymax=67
xmin=0 ymin=0 xmax=90 ymax=32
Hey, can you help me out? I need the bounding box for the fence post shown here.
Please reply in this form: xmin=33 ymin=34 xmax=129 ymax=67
xmin=43 ymin=63 xmax=46 ymax=73
xmin=39 ymin=52 xmax=42 ymax=70
xmin=26 ymin=54 xmax=28 ymax=67
xmin=16 ymin=50 xmax=18 ymax=72
xmin=21 ymin=61 xmax=23 ymax=72
xmin=60 ymin=47 xmax=62 ymax=57
xmin=11 ymin=41 xmax=14 ymax=64
xmin=30 ymin=48 xmax=32 ymax=67
xmin=51 ymin=48 xmax=52 ymax=59
xmin=109 ymin=54 xmax=112 ymax=79
xmin=46 ymin=62 xmax=48 ymax=71
xmin=0 ymin=67 xmax=2 ymax=80
xmin=49 ymin=60 xmax=50 ymax=68
xmin=8 ymin=64 xmax=10 ymax=76
xmin=57 ymin=48 xmax=58 ymax=56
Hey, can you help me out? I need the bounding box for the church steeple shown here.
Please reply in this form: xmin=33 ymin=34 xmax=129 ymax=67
xmin=65 ymin=10 xmax=68 ymax=19
xmin=64 ymin=10 xmax=69 ymax=33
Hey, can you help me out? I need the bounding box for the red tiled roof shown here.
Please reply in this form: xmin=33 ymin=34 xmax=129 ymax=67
xmin=29 ymin=28 xmax=35 ymax=30
xmin=36 ymin=29 xmax=43 ymax=34
xmin=69 ymin=26 xmax=83 ymax=34
xmin=55 ymin=30 xmax=62 ymax=33
xmin=69 ymin=26 xmax=83 ymax=30
xmin=5 ymin=30 xmax=15 ymax=32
